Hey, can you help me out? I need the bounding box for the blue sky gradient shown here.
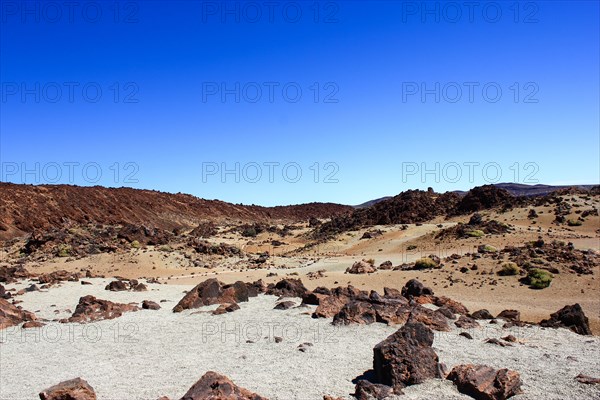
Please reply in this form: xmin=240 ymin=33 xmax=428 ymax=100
xmin=1 ymin=1 xmax=598 ymax=205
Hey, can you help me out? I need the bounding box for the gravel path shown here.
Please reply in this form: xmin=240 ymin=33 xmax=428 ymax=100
xmin=1 ymin=279 xmax=599 ymax=399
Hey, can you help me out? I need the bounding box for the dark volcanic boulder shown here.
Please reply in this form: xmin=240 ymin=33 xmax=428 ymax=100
xmin=142 ymin=300 xmax=161 ymax=310
xmin=407 ymin=306 xmax=450 ymax=332
xmin=373 ymin=322 xmax=442 ymax=392
xmin=311 ymin=285 xmax=367 ymax=317
xmin=333 ymin=301 xmax=377 ymax=325
xmin=455 ymin=315 xmax=480 ymax=329
xmin=0 ymin=284 xmax=10 ymax=299
xmin=353 ymin=380 xmax=396 ymax=399
xmin=105 ymin=280 xmax=128 ymax=291
xmin=539 ymin=304 xmax=592 ymax=335
xmin=179 ymin=371 xmax=267 ymax=400
xmin=401 ymin=279 xmax=433 ymax=298
xmin=274 ymin=301 xmax=296 ymax=310
xmin=173 ymin=279 xmax=249 ymax=313
xmin=497 ymin=310 xmax=520 ymax=321
xmin=64 ymin=296 xmax=139 ymax=323
xmin=0 ymin=265 xmax=31 ymax=283
xmin=0 ymin=298 xmax=37 ymax=330
xmin=38 ymin=270 xmax=80 ymax=285
xmin=266 ymin=278 xmax=308 ymax=298
xmin=346 ymin=260 xmax=377 ymax=274
xmin=471 ymin=309 xmax=494 ymax=320
xmin=447 ymin=364 xmax=523 ymax=400
xmin=39 ymin=377 xmax=97 ymax=400
xmin=434 ymin=296 xmax=469 ymax=315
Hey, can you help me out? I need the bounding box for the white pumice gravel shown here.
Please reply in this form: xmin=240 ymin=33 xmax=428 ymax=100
xmin=1 ymin=279 xmax=599 ymax=400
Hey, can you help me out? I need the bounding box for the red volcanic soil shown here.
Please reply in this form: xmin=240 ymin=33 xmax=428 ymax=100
xmin=0 ymin=183 xmax=353 ymax=240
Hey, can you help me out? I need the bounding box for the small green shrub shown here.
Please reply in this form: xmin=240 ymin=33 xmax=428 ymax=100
xmin=131 ymin=240 xmax=140 ymax=249
xmin=567 ymin=219 xmax=582 ymax=226
xmin=57 ymin=244 xmax=71 ymax=257
xmin=478 ymin=244 xmax=497 ymax=253
xmin=466 ymin=230 xmax=485 ymax=237
xmin=498 ymin=262 xmax=520 ymax=276
xmin=158 ymin=245 xmax=173 ymax=252
xmin=242 ymin=227 xmax=257 ymax=237
xmin=414 ymin=258 xmax=438 ymax=269
xmin=527 ymin=268 xmax=553 ymax=289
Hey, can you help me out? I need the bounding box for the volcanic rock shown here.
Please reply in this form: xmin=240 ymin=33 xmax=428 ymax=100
xmin=173 ymin=279 xmax=249 ymax=313
xmin=539 ymin=304 xmax=592 ymax=335
xmin=39 ymin=377 xmax=96 ymax=400
xmin=373 ymin=322 xmax=442 ymax=392
xmin=64 ymin=295 xmax=139 ymax=323
xmin=447 ymin=364 xmax=523 ymax=400
xmin=179 ymin=371 xmax=267 ymax=400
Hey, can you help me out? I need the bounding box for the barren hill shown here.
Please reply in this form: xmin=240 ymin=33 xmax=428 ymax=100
xmin=0 ymin=183 xmax=353 ymax=240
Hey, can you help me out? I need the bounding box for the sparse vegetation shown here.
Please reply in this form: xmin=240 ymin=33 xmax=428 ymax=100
xmin=241 ymin=227 xmax=257 ymax=237
xmin=498 ymin=262 xmax=520 ymax=276
xmin=527 ymin=268 xmax=553 ymax=289
xmin=131 ymin=240 xmax=140 ymax=249
xmin=414 ymin=257 xmax=438 ymax=270
xmin=466 ymin=230 xmax=485 ymax=237
xmin=478 ymin=244 xmax=497 ymax=253
xmin=56 ymin=244 xmax=72 ymax=257
xmin=567 ymin=219 xmax=582 ymax=226
xmin=406 ymin=245 xmax=417 ymax=251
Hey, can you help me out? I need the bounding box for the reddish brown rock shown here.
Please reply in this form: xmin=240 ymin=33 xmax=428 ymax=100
xmin=105 ymin=280 xmax=128 ymax=291
xmin=173 ymin=279 xmax=249 ymax=313
xmin=0 ymin=265 xmax=31 ymax=283
xmin=447 ymin=364 xmax=523 ymax=400
xmin=471 ymin=309 xmax=494 ymax=319
xmin=575 ymin=373 xmax=600 ymax=384
xmin=0 ymin=298 xmax=36 ymax=330
xmin=353 ymin=380 xmax=396 ymax=399
xmin=346 ymin=260 xmax=376 ymax=274
xmin=131 ymin=282 xmax=148 ymax=292
xmin=64 ymin=295 xmax=139 ymax=323
xmin=179 ymin=371 xmax=267 ymax=400
xmin=313 ymin=295 xmax=348 ymax=318
xmin=38 ymin=270 xmax=80 ymax=285
xmin=373 ymin=322 xmax=442 ymax=392
xmin=401 ymin=279 xmax=434 ymax=298
xmin=266 ymin=278 xmax=308 ymax=298
xmin=379 ymin=261 xmax=393 ymax=270
xmin=434 ymin=296 xmax=469 ymax=315
xmin=39 ymin=377 xmax=96 ymax=400
xmin=212 ymin=303 xmax=240 ymax=315
xmin=407 ymin=306 xmax=450 ymax=331
xmin=485 ymin=338 xmax=512 ymax=347
xmin=142 ymin=300 xmax=161 ymax=310
xmin=497 ymin=310 xmax=520 ymax=321
xmin=274 ymin=301 xmax=296 ymax=310
xmin=333 ymin=301 xmax=377 ymax=325
xmin=455 ymin=315 xmax=480 ymax=329
xmin=22 ymin=321 xmax=46 ymax=329
xmin=539 ymin=304 xmax=592 ymax=335
xmin=311 ymin=286 xmax=367 ymax=318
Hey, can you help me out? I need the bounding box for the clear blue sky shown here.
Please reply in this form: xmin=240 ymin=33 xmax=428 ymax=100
xmin=1 ymin=1 xmax=598 ymax=206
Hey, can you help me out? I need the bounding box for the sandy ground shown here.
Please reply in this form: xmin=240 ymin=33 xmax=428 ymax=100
xmin=1 ymin=280 xmax=600 ymax=400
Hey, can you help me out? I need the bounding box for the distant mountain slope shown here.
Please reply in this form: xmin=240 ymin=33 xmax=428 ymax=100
xmin=493 ymin=183 xmax=598 ymax=197
xmin=359 ymin=183 xmax=599 ymax=207
xmin=0 ymin=183 xmax=354 ymax=240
